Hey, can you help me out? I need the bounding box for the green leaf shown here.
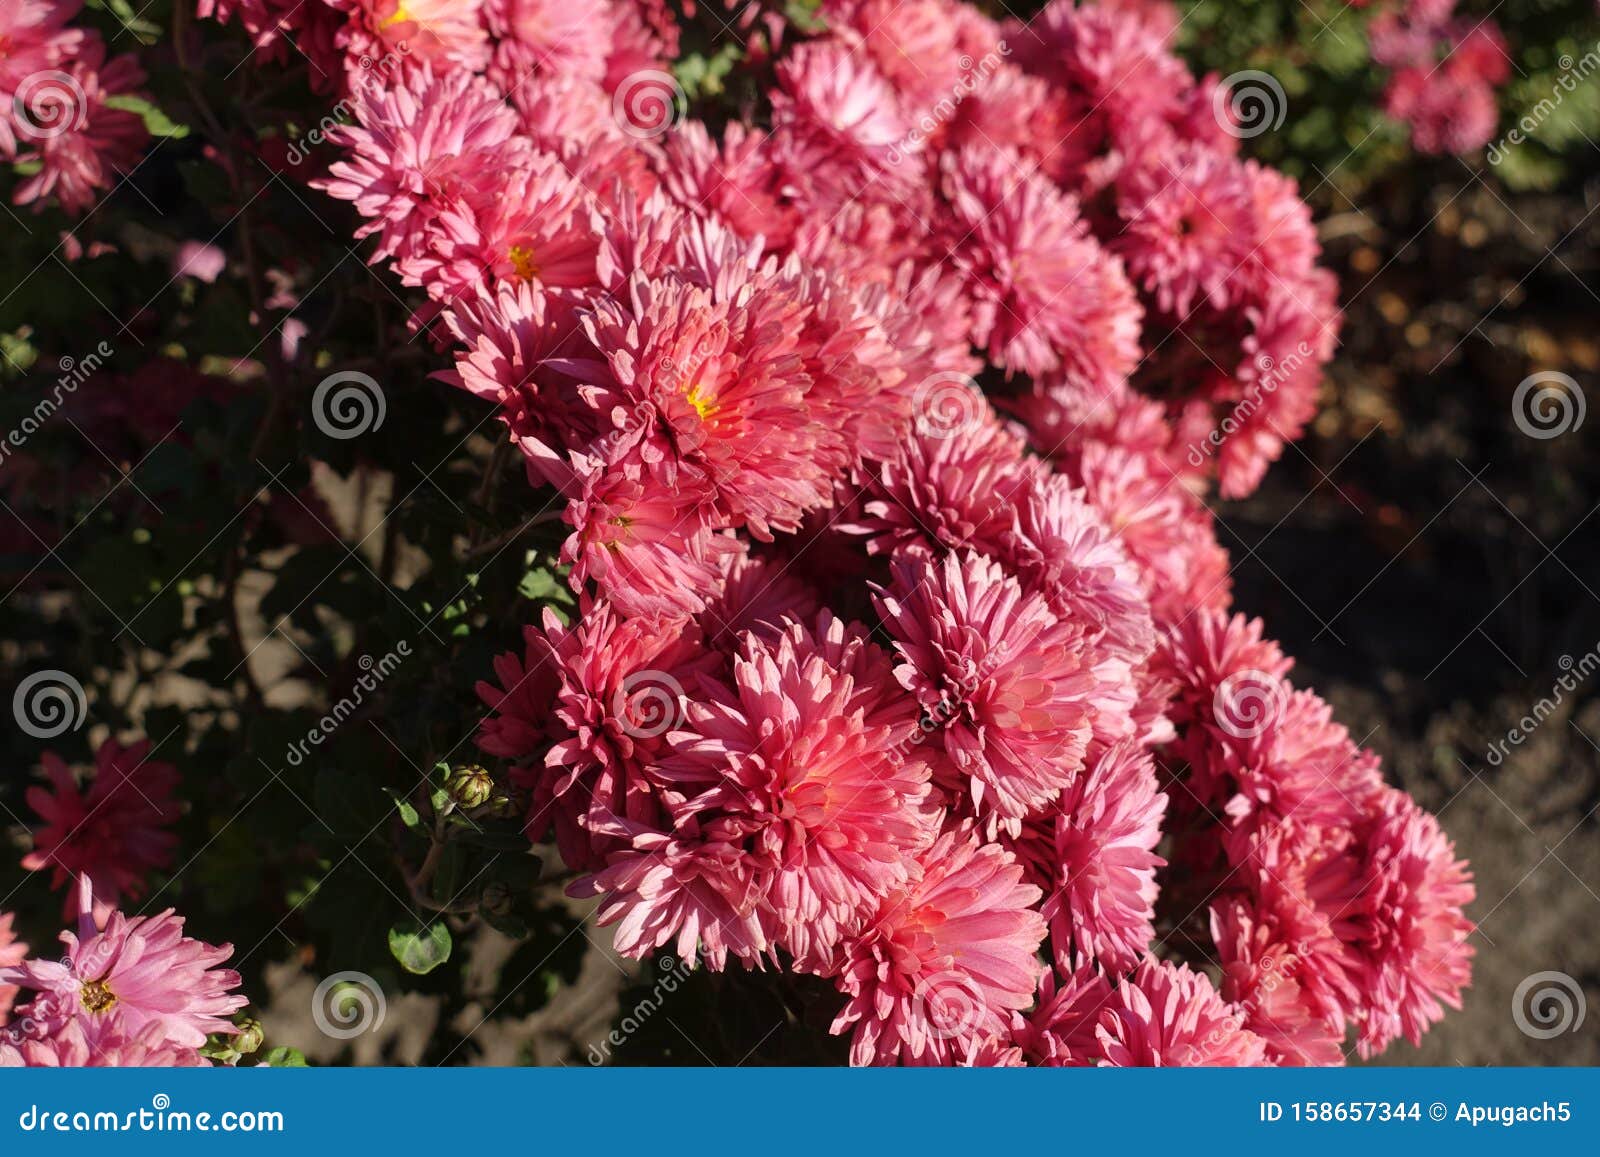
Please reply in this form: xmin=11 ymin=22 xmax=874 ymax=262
xmin=388 ymin=920 xmax=452 ymax=974
xmin=105 ymin=95 xmax=190 ymax=139
xmin=260 ymin=1047 xmax=308 ymax=1068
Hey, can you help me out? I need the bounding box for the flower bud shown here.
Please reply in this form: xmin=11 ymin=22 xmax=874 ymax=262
xmin=234 ymin=1018 xmax=264 ymax=1055
xmin=444 ymin=764 xmax=495 ymax=810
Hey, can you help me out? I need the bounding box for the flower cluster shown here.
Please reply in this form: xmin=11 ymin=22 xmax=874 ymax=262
xmin=1371 ymin=0 xmax=1510 ymax=155
xmin=0 ymin=0 xmax=1475 ymax=1068
xmin=223 ymin=0 xmax=1481 ymax=1065
xmin=0 ymin=879 xmax=248 ymax=1067
xmin=0 ymin=0 xmax=152 ymax=214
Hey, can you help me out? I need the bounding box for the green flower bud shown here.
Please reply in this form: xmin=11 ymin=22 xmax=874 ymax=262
xmin=444 ymin=764 xmax=495 ymax=810
xmin=234 ymin=1018 xmax=265 ymax=1055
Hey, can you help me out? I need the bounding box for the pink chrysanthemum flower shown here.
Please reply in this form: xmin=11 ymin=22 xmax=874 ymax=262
xmin=1212 ymin=898 xmax=1344 ymax=1066
xmin=22 ymin=739 xmax=180 ymax=919
xmin=659 ymin=120 xmax=797 ymax=248
xmin=827 ymin=827 xmax=1045 ymax=1065
xmin=1014 ymin=962 xmax=1113 ymax=1066
xmin=654 ymin=626 xmax=936 ymax=961
xmin=1038 ymin=743 xmax=1166 ymax=972
xmin=876 ymin=551 xmax=1099 ymax=835
xmin=11 ymin=38 xmax=149 ymax=215
xmin=941 ymin=146 xmax=1142 ymax=384
xmin=1353 ymin=788 xmax=1475 ymax=1057
xmin=0 ymin=0 xmax=85 ymax=159
xmin=560 ymin=442 xmax=740 ymax=619
xmin=437 ymin=280 xmax=604 ymax=486
xmin=576 ymin=833 xmax=770 ymax=970
xmin=1382 ymin=63 xmax=1498 ymax=155
xmin=771 ymin=38 xmax=921 ymax=206
xmin=406 ymin=152 xmax=603 ymax=302
xmin=1009 ymin=472 xmax=1157 ymax=664
xmin=0 ymin=1009 xmax=209 ymax=1068
xmin=486 ymin=0 xmax=613 ymax=88
xmin=849 ymin=416 xmax=1042 ymax=562
xmin=824 ymin=0 xmax=974 ymax=111
xmin=1097 ymin=958 xmax=1272 ymax=1067
xmin=1 ymin=880 xmax=246 ymax=1050
xmin=1067 ymin=440 xmax=1232 ymax=623
xmin=474 ymin=623 xmax=562 ymax=761
xmin=582 ymin=271 xmax=832 ymax=539
xmin=508 ymin=601 xmax=716 ymax=871
xmin=0 ymin=912 xmax=26 ymax=1022
xmin=330 ymin=0 xmax=490 ymax=78
xmin=317 ymin=68 xmax=520 ymax=267
xmin=1113 ymin=142 xmax=1256 ymax=315
xmin=696 ymin=552 xmax=821 ymax=653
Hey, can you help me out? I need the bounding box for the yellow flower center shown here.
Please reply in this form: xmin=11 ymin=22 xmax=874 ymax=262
xmin=684 ymin=383 xmax=717 ymax=419
xmin=380 ymin=5 xmax=412 ymax=29
xmin=80 ymin=979 xmax=117 ymax=1014
xmin=507 ymin=245 xmax=540 ymax=282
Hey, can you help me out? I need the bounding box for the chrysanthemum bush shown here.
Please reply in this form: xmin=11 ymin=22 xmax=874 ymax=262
xmin=0 ymin=0 xmax=1483 ymax=1066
